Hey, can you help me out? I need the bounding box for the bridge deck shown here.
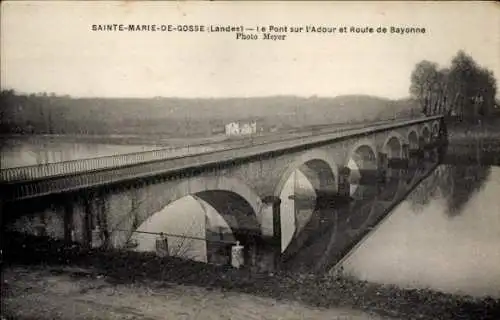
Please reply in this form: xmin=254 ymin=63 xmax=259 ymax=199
xmin=1 ymin=119 xmax=397 ymax=182
xmin=0 ymin=116 xmax=442 ymax=202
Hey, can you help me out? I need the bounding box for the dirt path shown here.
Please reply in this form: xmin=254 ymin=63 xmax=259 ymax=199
xmin=2 ymin=266 xmax=389 ymax=320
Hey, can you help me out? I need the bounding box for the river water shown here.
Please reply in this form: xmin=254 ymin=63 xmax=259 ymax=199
xmin=339 ymin=164 xmax=500 ymax=298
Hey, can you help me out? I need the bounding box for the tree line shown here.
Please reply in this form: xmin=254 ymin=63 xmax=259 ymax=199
xmin=0 ymin=91 xmax=420 ymax=136
xmin=410 ymin=50 xmax=499 ymax=121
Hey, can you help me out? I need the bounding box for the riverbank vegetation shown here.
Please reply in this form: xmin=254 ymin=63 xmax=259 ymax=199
xmin=410 ymin=50 xmax=498 ymax=121
xmin=409 ymin=50 xmax=499 ymax=165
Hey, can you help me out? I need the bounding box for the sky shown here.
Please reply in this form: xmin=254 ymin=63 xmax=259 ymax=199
xmin=1 ymin=1 xmax=499 ymax=99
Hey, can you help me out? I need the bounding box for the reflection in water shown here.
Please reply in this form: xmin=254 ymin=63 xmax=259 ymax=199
xmin=339 ymin=165 xmax=500 ymax=298
xmin=443 ymin=165 xmax=491 ymax=217
xmin=279 ymin=169 xmax=316 ymax=253
xmin=408 ymin=164 xmax=492 ymax=217
xmin=283 ymin=147 xmax=442 ymax=273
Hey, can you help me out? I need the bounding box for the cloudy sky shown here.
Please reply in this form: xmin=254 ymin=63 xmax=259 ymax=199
xmin=1 ymin=1 xmax=499 ymax=99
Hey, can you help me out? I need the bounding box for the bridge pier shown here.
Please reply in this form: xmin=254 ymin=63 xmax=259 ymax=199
xmin=355 ymin=169 xmax=384 ymax=185
xmin=83 ymin=197 xmax=93 ymax=248
xmin=422 ymin=143 xmax=438 ymax=162
xmin=402 ymin=143 xmax=409 ymax=159
xmin=387 ymin=144 xmax=410 ymax=179
xmin=377 ymin=152 xmax=388 ymax=184
xmin=387 ymin=158 xmax=409 ymax=169
xmin=338 ymin=166 xmax=351 ymax=198
xmin=409 ymin=147 xmax=423 ymax=164
xmin=256 ymin=196 xmax=282 ymax=271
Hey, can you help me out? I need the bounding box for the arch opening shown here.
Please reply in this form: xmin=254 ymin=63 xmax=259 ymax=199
xmin=277 ymin=158 xmax=337 ymax=253
xmin=432 ymin=122 xmax=440 ymax=140
xmin=347 ymin=144 xmax=378 ymax=200
xmin=384 ymin=136 xmax=403 ymax=159
xmin=408 ymin=130 xmax=419 ymax=150
xmin=383 ymin=136 xmax=405 ymax=184
xmin=420 ymin=125 xmax=431 ymax=148
xmin=130 ymin=189 xmax=260 ymax=265
xmin=407 ymin=129 xmax=421 ymax=175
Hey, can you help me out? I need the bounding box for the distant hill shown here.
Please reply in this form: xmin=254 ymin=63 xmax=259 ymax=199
xmin=0 ymin=92 xmax=423 ymax=136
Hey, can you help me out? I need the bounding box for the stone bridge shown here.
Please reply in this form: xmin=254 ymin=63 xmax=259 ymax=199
xmin=1 ymin=116 xmax=447 ymax=270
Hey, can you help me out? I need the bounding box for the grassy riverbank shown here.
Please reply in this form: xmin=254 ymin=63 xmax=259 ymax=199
xmin=444 ymin=117 xmax=500 ymax=165
xmin=2 ymin=233 xmax=499 ymax=320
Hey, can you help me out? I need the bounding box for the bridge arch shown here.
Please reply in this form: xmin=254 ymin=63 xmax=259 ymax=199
xmin=273 ymin=149 xmax=339 ymax=198
xmin=345 ymin=139 xmax=379 ymax=174
xmin=128 ymin=176 xmax=263 ymax=263
xmin=407 ymin=128 xmax=419 ymax=150
xmin=345 ymin=139 xmax=379 ymax=198
xmin=431 ymin=121 xmax=440 ymax=140
xmin=273 ymin=149 xmax=339 ymax=253
xmin=382 ymin=131 xmax=406 ymax=159
xmin=169 ymin=176 xmax=264 ymax=229
xmin=345 ymin=139 xmax=379 ymax=169
xmin=420 ymin=124 xmax=431 ymax=146
xmin=382 ymin=132 xmax=407 ymax=183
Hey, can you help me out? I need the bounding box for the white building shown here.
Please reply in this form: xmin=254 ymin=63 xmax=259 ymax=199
xmin=225 ymin=122 xmax=240 ymax=136
xmin=240 ymin=122 xmax=256 ymax=135
xmin=225 ymin=121 xmax=257 ymax=136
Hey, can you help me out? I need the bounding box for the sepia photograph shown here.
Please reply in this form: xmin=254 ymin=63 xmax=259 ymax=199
xmin=1 ymin=1 xmax=499 ymax=319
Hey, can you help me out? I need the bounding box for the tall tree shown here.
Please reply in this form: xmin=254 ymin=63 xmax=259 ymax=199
xmin=448 ymin=51 xmax=479 ymax=120
xmin=410 ymin=50 xmax=498 ymax=120
xmin=409 ymin=60 xmax=440 ymax=115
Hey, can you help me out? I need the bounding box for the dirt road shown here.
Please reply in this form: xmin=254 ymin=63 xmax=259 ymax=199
xmin=2 ymin=265 xmax=388 ymax=320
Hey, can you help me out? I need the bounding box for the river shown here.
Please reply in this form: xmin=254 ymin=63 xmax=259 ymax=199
xmin=339 ymin=163 xmax=500 ymax=298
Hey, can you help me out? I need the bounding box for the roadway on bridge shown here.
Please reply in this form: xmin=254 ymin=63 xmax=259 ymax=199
xmin=1 ymin=118 xmax=398 ymax=183
xmin=1 ymin=116 xmax=443 ymax=201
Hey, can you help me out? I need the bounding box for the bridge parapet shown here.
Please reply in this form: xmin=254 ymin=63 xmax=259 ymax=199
xmin=0 ymin=144 xmax=227 ymax=183
xmin=0 ymin=116 xmax=444 ymax=185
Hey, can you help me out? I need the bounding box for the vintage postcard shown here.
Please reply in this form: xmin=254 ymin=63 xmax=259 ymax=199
xmin=1 ymin=1 xmax=499 ymax=319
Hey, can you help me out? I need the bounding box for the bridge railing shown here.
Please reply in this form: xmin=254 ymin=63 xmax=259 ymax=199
xmin=0 ymin=121 xmax=372 ymax=182
xmin=0 ymin=144 xmax=223 ymax=183
xmin=0 ymin=116 xmax=442 ymax=183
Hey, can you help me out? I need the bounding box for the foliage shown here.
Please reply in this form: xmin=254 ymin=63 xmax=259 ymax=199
xmin=409 ymin=51 xmax=498 ymax=121
xmin=0 ymin=91 xmax=421 ymax=136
